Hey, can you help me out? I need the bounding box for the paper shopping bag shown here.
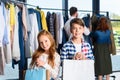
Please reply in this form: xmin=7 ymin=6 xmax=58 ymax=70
xmin=25 ymin=68 xmax=46 ymax=80
xmin=62 ymin=60 xmax=95 ymax=80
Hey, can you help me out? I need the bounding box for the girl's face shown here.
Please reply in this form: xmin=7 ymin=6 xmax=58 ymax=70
xmin=39 ymin=35 xmax=51 ymax=52
xmin=71 ymin=23 xmax=84 ymax=39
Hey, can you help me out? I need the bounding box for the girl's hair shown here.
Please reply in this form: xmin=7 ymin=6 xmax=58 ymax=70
xmin=70 ymin=18 xmax=85 ymax=31
xmin=96 ymin=16 xmax=109 ymax=31
xmin=30 ymin=30 xmax=56 ymax=68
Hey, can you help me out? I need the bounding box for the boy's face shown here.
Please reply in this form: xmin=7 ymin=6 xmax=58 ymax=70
xmin=71 ymin=23 xmax=84 ymax=39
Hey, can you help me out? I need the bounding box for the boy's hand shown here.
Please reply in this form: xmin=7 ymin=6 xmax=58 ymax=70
xmin=73 ymin=52 xmax=86 ymax=60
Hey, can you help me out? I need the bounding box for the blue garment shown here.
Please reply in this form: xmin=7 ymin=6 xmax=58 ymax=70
xmin=57 ymin=28 xmax=68 ymax=54
xmin=34 ymin=10 xmax=42 ymax=31
xmin=2 ymin=2 xmax=9 ymax=45
xmin=12 ymin=11 xmax=27 ymax=70
xmin=82 ymin=14 xmax=90 ymax=28
xmin=82 ymin=14 xmax=93 ymax=47
xmin=91 ymin=30 xmax=111 ymax=44
xmin=50 ymin=78 xmax=54 ymax=80
xmin=18 ymin=11 xmax=27 ymax=70
xmin=28 ymin=8 xmax=42 ymax=31
xmin=12 ymin=11 xmax=27 ymax=80
xmin=18 ymin=11 xmax=28 ymax=80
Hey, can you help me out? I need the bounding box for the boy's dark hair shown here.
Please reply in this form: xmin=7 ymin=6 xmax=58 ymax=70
xmin=70 ymin=18 xmax=85 ymax=30
xmin=69 ymin=7 xmax=78 ymax=16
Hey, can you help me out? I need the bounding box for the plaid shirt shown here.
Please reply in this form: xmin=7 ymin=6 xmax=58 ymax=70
xmin=60 ymin=40 xmax=94 ymax=60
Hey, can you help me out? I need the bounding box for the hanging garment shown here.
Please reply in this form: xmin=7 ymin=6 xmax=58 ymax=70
xmin=12 ymin=6 xmax=20 ymax=61
xmin=46 ymin=12 xmax=55 ymax=38
xmin=82 ymin=15 xmax=92 ymax=47
xmin=28 ymin=8 xmax=43 ymax=31
xmin=0 ymin=47 xmax=5 ymax=75
xmin=82 ymin=14 xmax=91 ymax=28
xmin=55 ymin=12 xmax=64 ymax=48
xmin=10 ymin=3 xmax=15 ymax=31
xmin=29 ymin=13 xmax=39 ymax=53
xmin=22 ymin=5 xmax=31 ymax=58
xmin=25 ymin=7 xmax=32 ymax=32
xmin=0 ymin=2 xmax=5 ymax=47
xmin=15 ymin=11 xmax=27 ymax=70
xmin=34 ymin=9 xmax=42 ymax=31
xmin=28 ymin=8 xmax=41 ymax=53
xmin=52 ymin=12 xmax=57 ymax=42
xmin=107 ymin=18 xmax=116 ymax=55
xmin=40 ymin=10 xmax=48 ymax=31
xmin=1 ymin=2 xmax=12 ymax=63
xmin=22 ymin=4 xmax=28 ymax=41
xmin=9 ymin=3 xmax=15 ymax=50
xmin=0 ymin=2 xmax=6 ymax=75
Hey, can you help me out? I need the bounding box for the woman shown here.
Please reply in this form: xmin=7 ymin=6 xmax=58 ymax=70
xmin=91 ymin=17 xmax=112 ymax=80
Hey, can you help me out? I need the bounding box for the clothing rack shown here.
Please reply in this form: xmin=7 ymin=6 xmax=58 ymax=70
xmin=1 ymin=0 xmax=108 ymax=15
xmin=1 ymin=0 xmax=100 ymax=13
xmin=10 ymin=0 xmax=109 ymax=17
xmin=1 ymin=1 xmax=111 ymax=80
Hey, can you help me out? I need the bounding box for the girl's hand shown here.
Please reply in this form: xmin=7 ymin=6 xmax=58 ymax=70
xmin=36 ymin=58 xmax=46 ymax=67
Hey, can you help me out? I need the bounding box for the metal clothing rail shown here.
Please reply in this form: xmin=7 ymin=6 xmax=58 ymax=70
xmin=0 ymin=0 xmax=109 ymax=15
xmin=2 ymin=0 xmax=108 ymax=13
xmin=1 ymin=0 xmax=69 ymax=11
xmin=10 ymin=0 xmax=91 ymax=12
xmin=1 ymin=0 xmax=109 ymax=17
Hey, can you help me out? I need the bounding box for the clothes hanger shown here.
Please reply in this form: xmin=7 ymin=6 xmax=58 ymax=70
xmin=37 ymin=6 xmax=41 ymax=10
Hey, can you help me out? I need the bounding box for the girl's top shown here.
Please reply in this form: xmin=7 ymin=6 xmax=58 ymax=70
xmin=39 ymin=52 xmax=60 ymax=80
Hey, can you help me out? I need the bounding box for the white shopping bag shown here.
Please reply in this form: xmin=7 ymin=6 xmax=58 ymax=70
xmin=62 ymin=60 xmax=95 ymax=80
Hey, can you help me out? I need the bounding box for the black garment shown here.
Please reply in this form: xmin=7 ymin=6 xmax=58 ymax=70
xmin=94 ymin=43 xmax=112 ymax=75
xmin=46 ymin=12 xmax=55 ymax=38
xmin=82 ymin=14 xmax=92 ymax=47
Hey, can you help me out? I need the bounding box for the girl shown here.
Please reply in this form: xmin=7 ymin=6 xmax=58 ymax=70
xmin=30 ymin=30 xmax=60 ymax=80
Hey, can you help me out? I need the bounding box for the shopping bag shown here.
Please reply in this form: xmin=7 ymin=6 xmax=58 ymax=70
xmin=25 ymin=68 xmax=46 ymax=80
xmin=62 ymin=60 xmax=95 ymax=80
